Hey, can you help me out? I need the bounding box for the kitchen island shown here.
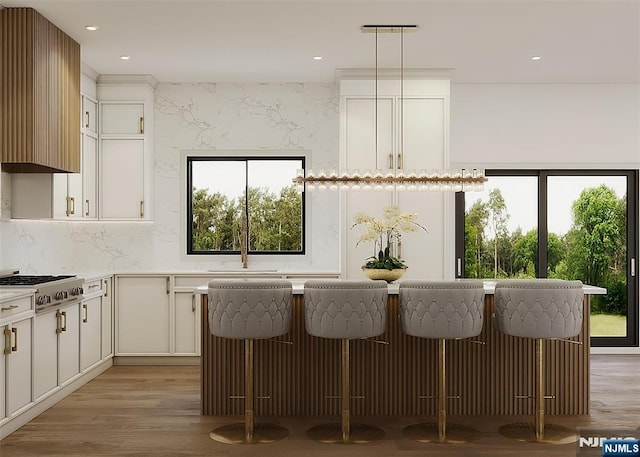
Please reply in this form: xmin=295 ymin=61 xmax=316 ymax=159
xmin=199 ymin=281 xmax=605 ymax=417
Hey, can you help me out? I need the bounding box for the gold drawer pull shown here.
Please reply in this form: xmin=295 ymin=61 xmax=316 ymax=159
xmin=139 ymin=116 xmax=144 ymax=134
xmin=3 ymin=328 xmax=10 ymax=355
xmin=1 ymin=305 xmax=18 ymax=312
xmin=83 ymin=304 xmax=88 ymax=323
xmin=11 ymin=327 xmax=17 ymax=352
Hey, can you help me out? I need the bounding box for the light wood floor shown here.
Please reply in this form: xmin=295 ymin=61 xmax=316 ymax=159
xmin=1 ymin=355 xmax=638 ymax=457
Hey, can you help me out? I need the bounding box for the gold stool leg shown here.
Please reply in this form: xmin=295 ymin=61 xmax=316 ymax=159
xmin=210 ymin=339 xmax=289 ymax=445
xmin=499 ymin=338 xmax=577 ymax=444
xmin=403 ymin=338 xmax=480 ymax=444
xmin=307 ymin=339 xmax=385 ymax=444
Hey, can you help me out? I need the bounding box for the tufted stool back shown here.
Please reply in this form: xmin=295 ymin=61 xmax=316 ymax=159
xmin=399 ymin=280 xmax=484 ymax=339
xmin=304 ymin=280 xmax=388 ymax=339
xmin=494 ymin=279 xmax=584 ymax=339
xmin=208 ymin=279 xmax=292 ymax=340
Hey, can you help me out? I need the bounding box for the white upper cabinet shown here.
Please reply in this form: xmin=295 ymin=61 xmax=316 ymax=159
xmin=82 ymin=96 xmax=98 ymax=134
xmin=340 ymin=76 xmax=450 ymax=280
xmin=100 ymin=103 xmax=145 ymax=135
xmin=97 ymin=75 xmax=156 ymax=220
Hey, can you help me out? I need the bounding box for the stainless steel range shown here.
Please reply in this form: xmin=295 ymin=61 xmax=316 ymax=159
xmin=0 ymin=273 xmax=85 ymax=312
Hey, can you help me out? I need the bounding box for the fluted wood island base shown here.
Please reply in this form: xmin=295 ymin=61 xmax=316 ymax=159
xmin=201 ymin=293 xmax=590 ymax=416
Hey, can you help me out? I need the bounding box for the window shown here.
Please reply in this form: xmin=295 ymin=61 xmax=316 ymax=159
xmin=455 ymin=169 xmax=638 ymax=347
xmin=187 ymin=156 xmax=305 ymax=255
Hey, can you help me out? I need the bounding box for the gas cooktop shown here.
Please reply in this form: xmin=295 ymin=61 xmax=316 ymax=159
xmin=0 ymin=275 xmax=76 ymax=286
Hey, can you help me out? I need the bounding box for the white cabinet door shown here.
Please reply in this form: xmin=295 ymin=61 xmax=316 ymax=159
xmin=58 ymin=303 xmax=80 ymax=385
xmin=100 ymin=139 xmax=144 ymax=219
xmin=344 ymin=97 xmax=394 ymax=171
xmin=82 ymin=134 xmax=98 ymax=219
xmin=5 ymin=318 xmax=32 ymax=416
xmin=101 ymin=103 xmax=144 ymax=135
xmin=174 ymin=292 xmax=199 ymax=355
xmin=82 ymin=96 xmax=98 ymax=134
xmin=33 ymin=310 xmax=59 ymax=400
xmin=117 ymin=276 xmax=170 ymax=355
xmin=66 ymin=172 xmax=83 ymax=219
xmin=80 ymin=297 xmax=102 ymax=371
xmin=0 ymin=327 xmax=5 ymax=420
xmin=101 ymin=278 xmax=113 ymax=360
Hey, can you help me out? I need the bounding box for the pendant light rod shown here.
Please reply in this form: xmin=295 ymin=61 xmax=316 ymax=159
xmin=294 ymin=24 xmax=487 ymax=193
xmin=361 ymin=25 xmax=418 ymax=33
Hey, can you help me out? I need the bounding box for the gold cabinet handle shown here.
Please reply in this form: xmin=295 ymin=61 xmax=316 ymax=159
xmin=140 ymin=201 xmax=144 ymax=218
xmin=66 ymin=196 xmax=75 ymax=216
xmin=11 ymin=327 xmax=17 ymax=352
xmin=83 ymin=303 xmax=88 ymax=323
xmin=1 ymin=305 xmax=18 ymax=312
xmin=139 ymin=116 xmax=144 ymax=134
xmin=192 ymin=293 xmax=196 ymax=313
xmin=85 ymin=199 xmax=90 ymax=217
xmin=56 ymin=310 xmax=63 ymax=334
xmin=104 ymin=279 xmax=109 ymax=297
xmin=397 ymin=153 xmax=403 ymax=169
xmin=61 ymin=311 xmax=67 ymax=332
xmin=85 ymin=111 xmax=90 ymax=128
xmin=88 ymin=284 xmax=100 ymax=289
xmin=166 ymin=277 xmax=170 ymax=295
xmin=388 ymin=153 xmax=393 ymax=169
xmin=3 ymin=328 xmax=10 ymax=355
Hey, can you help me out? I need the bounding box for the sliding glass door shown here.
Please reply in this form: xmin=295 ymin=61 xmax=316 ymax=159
xmin=456 ymin=169 xmax=638 ymax=347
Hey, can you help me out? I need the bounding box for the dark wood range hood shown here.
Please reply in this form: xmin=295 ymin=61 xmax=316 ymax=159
xmin=0 ymin=7 xmax=80 ymax=173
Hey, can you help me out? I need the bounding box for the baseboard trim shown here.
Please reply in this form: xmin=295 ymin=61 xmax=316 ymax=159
xmin=113 ymin=356 xmax=200 ymax=366
xmin=0 ymin=358 xmax=113 ymax=440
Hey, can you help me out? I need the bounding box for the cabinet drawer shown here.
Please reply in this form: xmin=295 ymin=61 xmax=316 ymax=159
xmin=0 ymin=296 xmax=34 ymax=320
xmin=83 ymin=279 xmax=104 ymax=295
xmin=174 ymin=276 xmax=212 ymax=288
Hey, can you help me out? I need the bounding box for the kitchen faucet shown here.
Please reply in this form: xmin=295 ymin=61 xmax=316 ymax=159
xmin=240 ymin=211 xmax=248 ymax=268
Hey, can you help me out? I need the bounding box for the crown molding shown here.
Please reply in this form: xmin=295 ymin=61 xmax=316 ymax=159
xmin=81 ymin=63 xmax=99 ymax=82
xmin=97 ymin=74 xmax=159 ymax=90
xmin=335 ymin=68 xmax=453 ymax=81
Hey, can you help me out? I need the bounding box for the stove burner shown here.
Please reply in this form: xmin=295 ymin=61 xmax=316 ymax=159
xmin=0 ymin=275 xmax=75 ymax=286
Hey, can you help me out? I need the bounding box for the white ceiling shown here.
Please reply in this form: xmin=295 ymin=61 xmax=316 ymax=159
xmin=1 ymin=0 xmax=639 ymax=83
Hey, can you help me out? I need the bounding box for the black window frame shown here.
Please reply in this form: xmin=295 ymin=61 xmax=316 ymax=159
xmin=455 ymin=169 xmax=639 ymax=348
xmin=186 ymin=155 xmax=306 ymax=256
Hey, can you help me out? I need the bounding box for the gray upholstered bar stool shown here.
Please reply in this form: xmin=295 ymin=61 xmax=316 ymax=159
xmin=304 ymin=279 xmax=388 ymax=444
xmin=399 ymin=280 xmax=485 ymax=443
xmin=494 ymin=279 xmax=584 ymax=444
xmin=207 ymin=279 xmax=292 ymax=445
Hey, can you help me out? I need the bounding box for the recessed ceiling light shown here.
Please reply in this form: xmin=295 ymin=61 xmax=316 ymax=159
xmin=120 ymin=55 xmax=131 ymax=61
xmin=531 ymin=56 xmax=542 ymax=61
xmin=313 ymin=56 xmax=323 ymax=61
xmin=85 ymin=25 xmax=98 ymax=31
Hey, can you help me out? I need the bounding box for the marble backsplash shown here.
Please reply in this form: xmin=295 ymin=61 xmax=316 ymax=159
xmin=0 ymin=82 xmax=340 ymax=274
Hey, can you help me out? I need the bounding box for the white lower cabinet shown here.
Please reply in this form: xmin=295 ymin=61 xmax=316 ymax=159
xmin=174 ymin=292 xmax=199 ymax=355
xmin=101 ymin=278 xmax=113 ymax=360
xmin=116 ymin=275 xmax=201 ymax=357
xmin=4 ymin=317 xmax=33 ymax=417
xmin=80 ymin=296 xmax=102 ymax=371
xmin=58 ymin=303 xmax=80 ymax=385
xmin=0 ymin=326 xmax=4 ymax=421
xmin=116 ymin=276 xmax=171 ymax=355
xmin=33 ymin=302 xmax=80 ymax=400
xmin=33 ymin=310 xmax=58 ymax=400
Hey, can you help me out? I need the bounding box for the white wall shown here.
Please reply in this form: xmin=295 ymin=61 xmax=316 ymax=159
xmin=0 ymin=82 xmax=638 ymax=274
xmin=0 ymin=82 xmax=340 ymax=273
xmin=451 ymin=84 xmax=640 ymax=166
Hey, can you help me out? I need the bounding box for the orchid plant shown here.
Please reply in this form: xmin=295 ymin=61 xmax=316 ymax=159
xmin=352 ymin=205 xmax=427 ymax=270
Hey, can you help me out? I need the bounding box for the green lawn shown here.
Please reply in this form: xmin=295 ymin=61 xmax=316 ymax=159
xmin=590 ymin=314 xmax=627 ymax=337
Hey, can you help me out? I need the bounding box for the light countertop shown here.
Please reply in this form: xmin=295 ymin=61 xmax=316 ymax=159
xmin=196 ymin=280 xmax=607 ymax=295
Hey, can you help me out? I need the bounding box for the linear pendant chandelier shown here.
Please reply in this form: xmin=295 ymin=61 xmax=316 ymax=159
xmin=294 ymin=24 xmax=487 ymax=192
